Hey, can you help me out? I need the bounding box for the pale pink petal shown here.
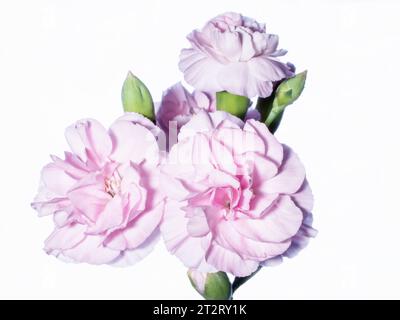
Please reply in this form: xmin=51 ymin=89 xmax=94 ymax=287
xmin=249 ymin=193 xmax=279 ymax=217
xmin=243 ymin=120 xmax=283 ymax=165
xmin=31 ymin=196 xmax=70 ymax=217
xmin=63 ymin=235 xmax=120 ymax=265
xmin=86 ymin=195 xmax=125 ymax=234
xmin=215 ymin=220 xmax=291 ymax=261
xmin=160 ymin=201 xmax=215 ymax=272
xmin=53 ymin=210 xmax=72 ymax=227
xmin=210 ymin=138 xmax=237 ymax=175
xmin=65 ymin=119 xmax=112 ymax=166
xmin=179 ymin=49 xmax=223 ymax=93
xmin=210 ymin=111 xmax=244 ymax=129
xmin=117 ymin=112 xmax=159 ymax=134
xmin=261 ymin=256 xmax=283 ymax=267
xmin=231 ymin=196 xmax=303 ymax=243
xmin=41 ymin=163 xmax=77 ymax=196
xmin=50 ymin=153 xmax=88 ymax=180
xmin=119 ymin=165 xmax=147 ymax=212
xmin=283 ymin=212 xmax=317 ymax=259
xmin=213 ymin=127 xmax=265 ymax=155
xmin=239 ymin=28 xmax=256 ymax=61
xmin=244 ymin=108 xmax=261 ymax=121
xmin=206 ymin=242 xmax=259 ymax=277
xmin=263 ymin=34 xmax=279 ymax=54
xmin=110 ymin=229 xmax=160 ymax=267
xmin=193 ymin=90 xmax=213 ymax=111
xmin=214 ymin=30 xmax=242 ymax=61
xmin=216 ymin=63 xmax=254 ymax=97
xmin=248 ymin=55 xmax=292 ymax=81
xmin=105 ymin=201 xmax=164 ymax=250
xmin=186 ymin=207 xmax=210 ymax=237
xmin=207 ymin=169 xmax=240 ymax=189
xmin=259 ymin=145 xmax=306 ymax=194
xmin=158 ymin=171 xmax=191 ymax=201
xmin=156 ymin=83 xmax=193 ymax=132
xmin=243 ymin=152 xmax=278 ymax=184
xmin=44 ymin=223 xmax=87 ymax=252
xmin=109 ymin=120 xmax=159 ymax=165
xmin=67 ymin=175 xmax=111 ymax=221
xmin=292 ymin=180 xmax=314 ymax=212
xmin=178 ymin=111 xmax=215 ymax=140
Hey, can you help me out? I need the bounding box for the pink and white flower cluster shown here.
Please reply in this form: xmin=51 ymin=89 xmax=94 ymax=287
xmin=32 ymin=12 xmax=315 ymax=279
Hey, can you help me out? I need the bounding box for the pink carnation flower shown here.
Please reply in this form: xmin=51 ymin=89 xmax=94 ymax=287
xmin=179 ymin=12 xmax=293 ymax=98
xmin=31 ymin=113 xmax=165 ymax=266
xmin=156 ymin=82 xmax=216 ymax=134
xmin=160 ymin=111 xmax=316 ymax=277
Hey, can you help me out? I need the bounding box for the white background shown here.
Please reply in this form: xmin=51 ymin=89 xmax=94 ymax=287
xmin=0 ymin=0 xmax=399 ymax=299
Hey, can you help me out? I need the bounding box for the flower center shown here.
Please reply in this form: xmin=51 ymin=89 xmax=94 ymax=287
xmin=213 ymin=174 xmax=254 ymax=219
xmin=104 ymin=165 xmax=122 ymax=197
xmin=104 ymin=176 xmax=121 ymax=197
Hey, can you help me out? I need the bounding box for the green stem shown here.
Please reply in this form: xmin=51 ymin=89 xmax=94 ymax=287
xmin=216 ymin=91 xmax=250 ymax=120
xmin=232 ymin=266 xmax=262 ymax=294
xmin=267 ymin=110 xmax=284 ymax=134
xmin=256 ymin=95 xmax=275 ymax=123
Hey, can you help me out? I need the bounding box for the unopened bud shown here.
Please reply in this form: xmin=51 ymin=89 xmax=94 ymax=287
xmin=187 ymin=269 xmax=232 ymax=300
xmin=121 ymin=71 xmax=155 ymax=121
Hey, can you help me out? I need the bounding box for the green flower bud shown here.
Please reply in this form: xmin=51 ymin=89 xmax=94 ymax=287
xmin=188 ymin=269 xmax=232 ymax=300
xmin=265 ymin=71 xmax=307 ymax=130
xmin=274 ymin=70 xmax=307 ymax=108
xmin=121 ymin=71 xmax=155 ymax=121
xmin=216 ymin=91 xmax=250 ymax=120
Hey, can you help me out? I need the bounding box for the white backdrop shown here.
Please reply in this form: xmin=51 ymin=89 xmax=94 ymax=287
xmin=0 ymin=0 xmax=399 ymax=299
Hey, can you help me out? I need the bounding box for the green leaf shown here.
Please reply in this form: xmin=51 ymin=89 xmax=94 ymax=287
xmin=265 ymin=71 xmax=307 ymax=130
xmin=121 ymin=71 xmax=155 ymax=121
xmin=216 ymin=91 xmax=250 ymax=120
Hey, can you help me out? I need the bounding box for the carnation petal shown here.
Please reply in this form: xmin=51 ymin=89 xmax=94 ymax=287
xmin=86 ymin=195 xmax=125 ymax=234
xmin=65 ymin=119 xmax=112 ymax=166
xmin=109 ymin=228 xmax=160 ymax=267
xmin=67 ymin=175 xmax=111 ymax=221
xmin=109 ymin=120 xmax=159 ymax=165
xmin=161 ymin=201 xmax=215 ymax=272
xmin=231 ymin=195 xmax=303 ymax=243
xmin=45 ymin=223 xmax=86 ymax=252
xmin=206 ymin=242 xmax=259 ymax=277
xmin=105 ymin=201 xmax=163 ymax=250
xmin=215 ymin=220 xmax=291 ymax=261
xmin=214 ymin=127 xmax=265 ymax=156
xmin=243 ymin=120 xmax=283 ymax=165
xmin=41 ymin=163 xmax=77 ymax=196
xmin=63 ymin=235 xmax=121 ymax=265
xmin=292 ymin=180 xmax=314 ymax=212
xmin=179 ymin=49 xmax=223 ymax=93
xmin=259 ymin=146 xmax=306 ymax=194
xmin=186 ymin=207 xmax=210 ymax=237
xmin=248 ymin=55 xmax=290 ymax=82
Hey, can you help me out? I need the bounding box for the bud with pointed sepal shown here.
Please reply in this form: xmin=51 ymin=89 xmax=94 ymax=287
xmin=121 ymin=71 xmax=155 ymax=121
xmin=265 ymin=71 xmax=307 ymax=131
xmin=216 ymin=91 xmax=250 ymax=120
xmin=188 ymin=269 xmax=232 ymax=300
